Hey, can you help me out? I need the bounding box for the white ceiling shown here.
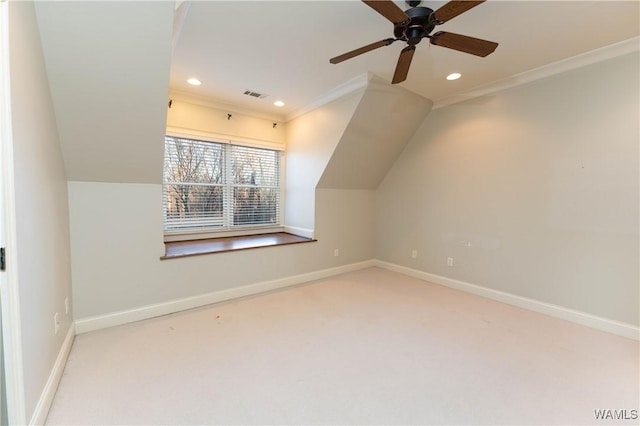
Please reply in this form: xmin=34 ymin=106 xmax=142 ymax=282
xmin=170 ymin=1 xmax=639 ymax=120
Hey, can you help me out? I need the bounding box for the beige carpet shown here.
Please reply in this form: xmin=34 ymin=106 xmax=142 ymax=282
xmin=46 ymin=267 xmax=639 ymax=425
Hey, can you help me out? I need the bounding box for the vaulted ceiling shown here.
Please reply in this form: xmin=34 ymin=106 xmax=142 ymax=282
xmin=170 ymin=1 xmax=639 ymax=118
xmin=33 ymin=1 xmax=639 ymax=183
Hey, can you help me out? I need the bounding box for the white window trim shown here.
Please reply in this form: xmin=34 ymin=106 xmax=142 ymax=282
xmin=166 ymin=126 xmax=285 ymax=152
xmin=163 ymin=131 xmax=285 ymax=240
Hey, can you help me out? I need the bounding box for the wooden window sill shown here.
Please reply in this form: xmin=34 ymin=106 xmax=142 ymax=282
xmin=161 ymin=232 xmax=316 ymax=259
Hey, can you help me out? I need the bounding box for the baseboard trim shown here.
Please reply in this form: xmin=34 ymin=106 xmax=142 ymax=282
xmin=74 ymin=259 xmax=638 ymax=339
xmin=375 ymin=260 xmax=639 ymax=341
xmin=75 ymin=260 xmax=376 ymax=334
xmin=29 ymin=323 xmax=75 ymax=425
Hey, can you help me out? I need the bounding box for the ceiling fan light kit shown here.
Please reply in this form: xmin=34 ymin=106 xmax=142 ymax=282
xmin=330 ymin=0 xmax=499 ymax=84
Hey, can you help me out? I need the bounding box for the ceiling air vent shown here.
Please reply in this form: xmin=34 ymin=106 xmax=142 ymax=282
xmin=243 ymin=90 xmax=268 ymax=99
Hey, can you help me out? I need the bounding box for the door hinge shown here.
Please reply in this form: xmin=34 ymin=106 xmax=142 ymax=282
xmin=0 ymin=247 xmax=5 ymax=271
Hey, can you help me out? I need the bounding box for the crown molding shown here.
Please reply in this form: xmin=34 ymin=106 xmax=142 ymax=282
xmin=434 ymin=36 xmax=640 ymax=109
xmin=171 ymin=36 xmax=638 ymax=123
xmin=285 ymin=73 xmax=371 ymax=122
xmin=168 ymin=90 xmax=286 ymax=122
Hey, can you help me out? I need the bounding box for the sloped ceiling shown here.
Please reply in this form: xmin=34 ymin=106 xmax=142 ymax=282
xmin=32 ymin=1 xmax=639 ymax=187
xmin=171 ymin=1 xmax=639 ymax=118
xmin=318 ymin=75 xmax=432 ymax=189
xmin=35 ymin=1 xmax=175 ymax=183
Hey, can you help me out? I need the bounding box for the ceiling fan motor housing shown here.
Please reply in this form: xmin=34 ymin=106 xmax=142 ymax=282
xmin=329 ymin=1 xmax=499 ymax=84
xmin=394 ymin=6 xmax=436 ymax=46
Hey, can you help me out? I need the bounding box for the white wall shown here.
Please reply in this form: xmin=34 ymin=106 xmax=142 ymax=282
xmin=68 ymin=182 xmax=374 ymax=320
xmin=376 ymin=52 xmax=639 ymax=326
xmin=166 ymin=94 xmax=286 ymax=147
xmin=67 ymin=83 xmax=377 ymax=321
xmin=8 ymin=1 xmax=73 ymax=420
xmin=318 ymin=76 xmax=432 ymax=190
xmin=67 ymin=85 xmax=380 ymax=322
xmin=285 ymin=89 xmax=365 ymax=232
xmin=285 ymin=75 xmax=431 ymax=237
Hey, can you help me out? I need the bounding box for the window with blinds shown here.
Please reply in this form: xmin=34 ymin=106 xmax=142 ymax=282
xmin=163 ymin=136 xmax=281 ymax=233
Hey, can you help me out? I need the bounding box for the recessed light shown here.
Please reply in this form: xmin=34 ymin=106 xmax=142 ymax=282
xmin=446 ymin=73 xmax=461 ymax=81
xmin=273 ymin=100 xmax=285 ymax=107
xmin=187 ymin=78 xmax=202 ymax=86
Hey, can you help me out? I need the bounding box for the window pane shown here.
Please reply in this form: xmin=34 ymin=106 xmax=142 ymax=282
xmin=230 ymin=145 xmax=279 ymax=187
xmin=164 ymin=136 xmax=224 ymax=184
xmin=233 ymin=187 xmax=279 ymax=225
xmin=164 ymin=183 xmax=224 ymax=230
xmin=163 ymin=136 xmax=281 ymax=232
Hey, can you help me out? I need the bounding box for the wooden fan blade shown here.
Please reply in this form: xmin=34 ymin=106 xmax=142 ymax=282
xmin=330 ymin=38 xmax=395 ymax=64
xmin=433 ymin=1 xmax=485 ymax=24
xmin=362 ymin=0 xmax=409 ymax=24
xmin=430 ymin=31 xmax=498 ymax=57
xmin=392 ymin=46 xmax=415 ymax=84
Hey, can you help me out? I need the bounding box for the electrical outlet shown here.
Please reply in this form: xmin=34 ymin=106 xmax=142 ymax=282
xmin=447 ymin=257 xmax=454 ymax=267
xmin=64 ymin=297 xmax=69 ymax=315
xmin=54 ymin=312 xmax=60 ymax=334
xmin=411 ymin=250 xmax=418 ymax=259
xmin=333 ymin=249 xmax=339 ymax=257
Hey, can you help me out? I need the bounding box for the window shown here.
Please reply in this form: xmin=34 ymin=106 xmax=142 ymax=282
xmin=163 ymin=135 xmax=281 ymax=233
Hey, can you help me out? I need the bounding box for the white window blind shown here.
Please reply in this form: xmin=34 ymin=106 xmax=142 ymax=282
xmin=163 ymin=136 xmax=281 ymax=232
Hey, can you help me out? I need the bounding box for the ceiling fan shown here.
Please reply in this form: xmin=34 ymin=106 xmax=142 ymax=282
xmin=330 ymin=0 xmax=498 ymax=84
